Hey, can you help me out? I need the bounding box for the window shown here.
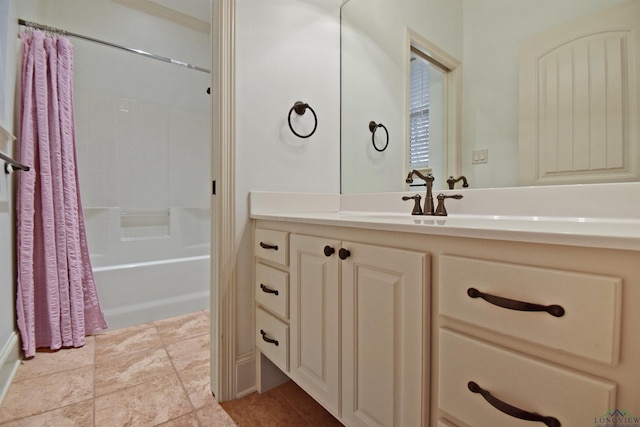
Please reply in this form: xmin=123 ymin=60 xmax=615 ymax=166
xmin=409 ymin=52 xmax=431 ymax=170
xmin=409 ymin=47 xmax=446 ymax=173
xmin=405 ymin=31 xmax=460 ymax=188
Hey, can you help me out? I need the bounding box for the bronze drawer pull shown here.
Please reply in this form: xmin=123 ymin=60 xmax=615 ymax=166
xmin=260 ymin=284 xmax=279 ymax=296
xmin=467 ymin=288 xmax=565 ymax=317
xmin=259 ymin=242 xmax=278 ymax=250
xmin=338 ymin=248 xmax=351 ymax=260
xmin=468 ymin=381 xmax=560 ymax=427
xmin=260 ymin=329 xmax=279 ymax=346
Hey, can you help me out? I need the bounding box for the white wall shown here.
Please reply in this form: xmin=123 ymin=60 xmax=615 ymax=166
xmin=341 ymin=0 xmax=463 ymax=193
xmin=0 ymin=0 xmax=24 ymax=402
xmin=461 ymin=0 xmax=627 ymax=188
xmin=234 ymin=0 xmax=341 ymax=367
xmin=12 ymin=0 xmax=211 ymax=217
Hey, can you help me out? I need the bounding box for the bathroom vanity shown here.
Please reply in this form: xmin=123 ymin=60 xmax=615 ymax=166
xmin=250 ymin=185 xmax=640 ymax=426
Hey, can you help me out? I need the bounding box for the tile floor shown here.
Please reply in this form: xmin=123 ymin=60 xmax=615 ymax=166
xmin=0 ymin=310 xmax=342 ymax=427
xmin=221 ymin=380 xmax=343 ymax=427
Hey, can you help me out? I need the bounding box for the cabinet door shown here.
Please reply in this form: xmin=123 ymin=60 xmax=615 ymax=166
xmin=341 ymin=242 xmax=428 ymax=427
xmin=289 ymin=234 xmax=340 ymax=415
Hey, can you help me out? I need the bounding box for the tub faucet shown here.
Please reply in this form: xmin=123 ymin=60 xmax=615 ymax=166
xmin=405 ymin=170 xmax=435 ymax=215
xmin=447 ymin=175 xmax=469 ymax=190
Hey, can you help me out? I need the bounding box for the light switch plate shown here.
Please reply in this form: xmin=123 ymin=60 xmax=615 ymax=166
xmin=472 ymin=149 xmax=488 ymax=164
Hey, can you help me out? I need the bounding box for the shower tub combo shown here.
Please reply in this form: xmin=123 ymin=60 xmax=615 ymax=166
xmin=62 ymin=3 xmax=214 ymax=331
xmin=84 ymin=206 xmax=210 ymax=330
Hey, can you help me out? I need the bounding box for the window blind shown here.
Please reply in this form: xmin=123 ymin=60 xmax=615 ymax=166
xmin=409 ymin=57 xmax=430 ymax=170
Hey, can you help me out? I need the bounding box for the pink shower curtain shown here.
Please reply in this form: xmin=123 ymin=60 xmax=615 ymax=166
xmin=16 ymin=31 xmax=107 ymax=359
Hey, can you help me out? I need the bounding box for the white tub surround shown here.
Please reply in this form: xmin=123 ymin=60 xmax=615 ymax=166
xmin=85 ymin=206 xmax=211 ymax=330
xmin=249 ymin=182 xmax=640 ymax=251
xmin=251 ymin=183 xmax=640 ymax=426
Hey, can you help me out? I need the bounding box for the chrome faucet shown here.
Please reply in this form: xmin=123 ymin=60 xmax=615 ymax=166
xmin=405 ymin=170 xmax=435 ymax=215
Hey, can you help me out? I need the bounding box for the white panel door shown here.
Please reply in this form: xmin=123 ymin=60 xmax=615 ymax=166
xmin=341 ymin=242 xmax=428 ymax=427
xmin=289 ymin=234 xmax=340 ymax=417
xmin=519 ymin=0 xmax=639 ymax=185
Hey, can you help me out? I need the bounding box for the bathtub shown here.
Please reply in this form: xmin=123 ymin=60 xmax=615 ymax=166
xmin=84 ymin=207 xmax=211 ymax=330
xmin=93 ymin=255 xmax=210 ymax=330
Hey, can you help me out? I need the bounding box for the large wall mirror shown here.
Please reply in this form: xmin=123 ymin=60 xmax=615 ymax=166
xmin=341 ymin=0 xmax=639 ymax=193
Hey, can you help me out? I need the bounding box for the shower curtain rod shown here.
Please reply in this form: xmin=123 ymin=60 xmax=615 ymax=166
xmin=18 ymin=19 xmax=210 ymax=74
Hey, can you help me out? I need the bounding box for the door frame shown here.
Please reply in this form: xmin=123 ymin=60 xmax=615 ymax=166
xmin=211 ymin=0 xmax=237 ymax=402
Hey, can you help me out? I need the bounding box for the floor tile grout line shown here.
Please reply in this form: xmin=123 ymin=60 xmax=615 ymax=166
xmin=9 ymin=343 xmax=96 ymax=384
xmin=274 ymin=385 xmax=315 ymax=427
xmin=0 ymin=364 xmax=97 ymax=424
xmin=0 ymin=397 xmax=96 ymax=425
xmin=93 ymin=323 xmax=189 ymax=425
xmin=158 ymin=324 xmax=200 ymax=427
xmin=1 ymin=311 xmax=228 ymax=427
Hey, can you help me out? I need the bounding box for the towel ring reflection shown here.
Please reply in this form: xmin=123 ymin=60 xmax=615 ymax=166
xmin=288 ymin=101 xmax=318 ymax=139
xmin=369 ymin=121 xmax=389 ymax=152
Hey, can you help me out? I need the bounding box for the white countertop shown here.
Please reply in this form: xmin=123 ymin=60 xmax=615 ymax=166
xmin=251 ymin=210 xmax=640 ymax=251
xmin=249 ymin=184 xmax=640 ymax=251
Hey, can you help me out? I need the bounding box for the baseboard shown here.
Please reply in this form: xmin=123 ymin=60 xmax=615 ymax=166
xmin=0 ymin=332 xmax=21 ymax=405
xmin=235 ymin=351 xmax=256 ymax=398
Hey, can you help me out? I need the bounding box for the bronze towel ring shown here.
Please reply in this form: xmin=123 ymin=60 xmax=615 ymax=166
xmin=369 ymin=121 xmax=389 ymax=152
xmin=288 ymin=101 xmax=318 ymax=138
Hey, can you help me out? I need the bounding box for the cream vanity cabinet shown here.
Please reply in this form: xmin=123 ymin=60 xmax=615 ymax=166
xmin=288 ymin=234 xmax=340 ymax=416
xmin=254 ymin=228 xmax=291 ymax=373
xmin=255 ymin=225 xmax=429 ymax=427
xmin=433 ymin=248 xmax=638 ymax=427
xmin=254 ymin=217 xmax=640 ymax=427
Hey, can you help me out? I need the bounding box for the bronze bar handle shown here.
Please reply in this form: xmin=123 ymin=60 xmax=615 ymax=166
xmin=468 ymin=382 xmax=561 ymax=427
xmin=260 ymin=284 xmax=279 ymax=296
xmin=259 ymin=242 xmax=278 ymax=251
xmin=467 ymin=288 xmax=565 ymax=317
xmin=338 ymin=248 xmax=351 ymax=260
xmin=324 ymin=245 xmax=335 ymax=257
xmin=260 ymin=329 xmax=279 ymax=346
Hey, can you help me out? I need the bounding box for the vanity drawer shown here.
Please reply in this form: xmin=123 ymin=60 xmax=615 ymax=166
xmin=255 ymin=228 xmax=289 ymax=266
xmin=439 ymin=255 xmax=622 ymax=364
xmin=256 ymin=308 xmax=289 ymax=372
xmin=255 ymin=263 xmax=289 ymax=319
xmin=438 ymin=329 xmax=616 ymax=427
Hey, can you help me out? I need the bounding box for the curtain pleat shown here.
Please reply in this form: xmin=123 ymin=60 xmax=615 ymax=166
xmin=16 ymin=31 xmax=107 ymax=359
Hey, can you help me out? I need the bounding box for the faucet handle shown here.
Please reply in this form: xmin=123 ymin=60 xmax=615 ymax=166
xmin=434 ymin=193 xmax=463 ymax=216
xmin=447 ymin=175 xmax=469 ymax=190
xmin=402 ymin=194 xmax=423 ymax=215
